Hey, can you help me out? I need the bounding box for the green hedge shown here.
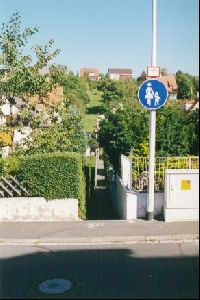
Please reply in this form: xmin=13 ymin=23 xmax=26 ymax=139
xmin=84 ymin=156 xmax=96 ymax=219
xmin=1 ymin=153 xmax=86 ymax=219
xmin=0 ymin=159 xmax=3 ymax=176
xmin=84 ymin=158 xmax=96 ymax=194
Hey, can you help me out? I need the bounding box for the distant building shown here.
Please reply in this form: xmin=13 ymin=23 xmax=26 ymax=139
xmin=159 ymin=74 xmax=178 ymax=100
xmin=80 ymin=68 xmax=100 ymax=80
xmin=184 ymin=93 xmax=199 ymax=111
xmin=108 ymin=68 xmax=133 ymax=80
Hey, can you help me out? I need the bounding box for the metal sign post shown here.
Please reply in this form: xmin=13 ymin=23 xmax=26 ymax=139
xmin=137 ymin=0 xmax=168 ymax=220
xmin=148 ymin=0 xmax=157 ymax=220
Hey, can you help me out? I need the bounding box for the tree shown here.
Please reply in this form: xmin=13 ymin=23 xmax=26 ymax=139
xmin=0 ymin=12 xmax=61 ymax=102
xmin=97 ymin=77 xmax=139 ymax=111
xmin=137 ymin=71 xmax=146 ymax=83
xmin=0 ymin=13 xmax=88 ymax=156
xmin=98 ymin=108 xmax=149 ymax=171
xmin=156 ymin=105 xmax=199 ymax=156
xmin=14 ymin=106 xmax=86 ymax=155
xmin=98 ymin=103 xmax=199 ymax=171
xmin=176 ymin=70 xmax=198 ymax=99
xmin=63 ymin=72 xmax=90 ymax=115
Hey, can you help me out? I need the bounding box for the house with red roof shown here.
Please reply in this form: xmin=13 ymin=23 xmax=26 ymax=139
xmin=108 ymin=68 xmax=133 ymax=80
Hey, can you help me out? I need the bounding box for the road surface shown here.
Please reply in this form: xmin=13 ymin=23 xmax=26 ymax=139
xmin=0 ymin=242 xmax=198 ymax=299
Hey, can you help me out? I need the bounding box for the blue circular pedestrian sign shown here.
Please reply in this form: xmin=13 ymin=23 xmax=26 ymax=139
xmin=138 ymin=79 xmax=168 ymax=109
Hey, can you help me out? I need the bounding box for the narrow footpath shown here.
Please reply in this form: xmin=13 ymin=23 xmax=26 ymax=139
xmin=90 ymin=160 xmax=119 ymax=220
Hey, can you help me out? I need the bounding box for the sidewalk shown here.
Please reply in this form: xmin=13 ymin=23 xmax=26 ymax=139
xmin=0 ymin=219 xmax=199 ymax=245
xmin=0 ymin=160 xmax=199 ymax=245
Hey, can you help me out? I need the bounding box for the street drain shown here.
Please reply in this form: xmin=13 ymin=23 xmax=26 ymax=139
xmin=38 ymin=278 xmax=72 ymax=295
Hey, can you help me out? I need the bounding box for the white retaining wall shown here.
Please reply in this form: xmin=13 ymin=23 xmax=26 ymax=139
xmin=109 ymin=175 xmax=165 ymax=220
xmin=0 ymin=197 xmax=78 ymax=221
xmin=111 ymin=176 xmax=137 ymax=219
xmin=110 ymin=171 xmax=199 ymax=222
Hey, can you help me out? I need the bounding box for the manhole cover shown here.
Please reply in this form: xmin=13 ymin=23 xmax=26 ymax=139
xmin=38 ymin=279 xmax=72 ymax=295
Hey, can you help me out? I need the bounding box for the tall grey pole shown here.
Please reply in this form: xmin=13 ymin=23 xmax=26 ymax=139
xmin=147 ymin=0 xmax=157 ymax=220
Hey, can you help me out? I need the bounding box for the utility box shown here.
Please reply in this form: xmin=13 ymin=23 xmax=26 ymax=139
xmin=164 ymin=169 xmax=199 ymax=222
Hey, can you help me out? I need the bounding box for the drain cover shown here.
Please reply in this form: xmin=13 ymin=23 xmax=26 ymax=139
xmin=38 ymin=279 xmax=72 ymax=295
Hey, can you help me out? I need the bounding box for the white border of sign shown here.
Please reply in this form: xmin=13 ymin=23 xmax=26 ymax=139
xmin=147 ymin=66 xmax=160 ymax=77
xmin=137 ymin=79 xmax=169 ymax=110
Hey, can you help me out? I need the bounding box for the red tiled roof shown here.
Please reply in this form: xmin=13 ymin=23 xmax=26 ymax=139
xmin=80 ymin=68 xmax=99 ymax=77
xmin=108 ymin=68 xmax=132 ymax=75
xmin=159 ymin=75 xmax=178 ymax=93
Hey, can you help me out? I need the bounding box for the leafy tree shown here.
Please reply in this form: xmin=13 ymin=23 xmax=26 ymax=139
xmin=63 ymin=72 xmax=90 ymax=114
xmin=0 ymin=13 xmax=88 ymax=156
xmin=14 ymin=106 xmax=86 ymax=155
xmin=98 ymin=107 xmax=149 ymax=171
xmin=98 ymin=103 xmax=199 ymax=171
xmin=97 ymin=77 xmax=139 ymax=110
xmin=176 ymin=70 xmax=198 ymax=99
xmin=137 ymin=71 xmax=146 ymax=83
xmin=185 ymin=108 xmax=199 ymax=155
xmin=0 ymin=12 xmax=61 ymax=101
xmin=156 ymin=105 xmax=199 ymax=156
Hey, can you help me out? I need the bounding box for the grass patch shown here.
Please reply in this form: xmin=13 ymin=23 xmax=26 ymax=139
xmin=82 ymin=90 xmax=104 ymax=132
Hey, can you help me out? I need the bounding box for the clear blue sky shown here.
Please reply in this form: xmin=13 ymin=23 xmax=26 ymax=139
xmin=0 ymin=0 xmax=199 ymax=77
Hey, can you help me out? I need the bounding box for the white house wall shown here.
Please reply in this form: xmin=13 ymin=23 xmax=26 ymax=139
xmin=109 ymin=74 xmax=120 ymax=80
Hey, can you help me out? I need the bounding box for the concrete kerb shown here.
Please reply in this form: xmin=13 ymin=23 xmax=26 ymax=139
xmin=0 ymin=234 xmax=198 ymax=245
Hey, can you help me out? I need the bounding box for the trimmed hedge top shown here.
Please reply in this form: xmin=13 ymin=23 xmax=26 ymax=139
xmin=0 ymin=152 xmax=86 ymax=219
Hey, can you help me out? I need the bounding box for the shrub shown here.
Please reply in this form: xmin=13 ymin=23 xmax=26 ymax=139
xmin=0 ymin=158 xmax=4 ymax=176
xmin=84 ymin=156 xmax=96 ymax=198
xmin=1 ymin=152 xmax=86 ymax=219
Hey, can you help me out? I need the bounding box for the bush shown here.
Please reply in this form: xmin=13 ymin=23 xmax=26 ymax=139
xmin=0 ymin=159 xmax=4 ymax=176
xmin=1 ymin=152 xmax=86 ymax=219
xmin=84 ymin=156 xmax=96 ymax=219
xmin=84 ymin=156 xmax=96 ymax=199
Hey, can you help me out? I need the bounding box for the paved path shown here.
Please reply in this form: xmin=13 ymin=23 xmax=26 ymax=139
xmin=90 ymin=160 xmax=119 ymax=220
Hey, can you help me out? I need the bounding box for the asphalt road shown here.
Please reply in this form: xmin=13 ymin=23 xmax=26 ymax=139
xmin=0 ymin=243 xmax=199 ymax=299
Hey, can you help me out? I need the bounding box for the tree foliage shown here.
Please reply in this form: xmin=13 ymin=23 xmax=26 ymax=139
xmin=156 ymin=106 xmax=199 ymax=156
xmin=176 ymin=70 xmax=199 ymax=99
xmin=137 ymin=70 xmax=146 ymax=83
xmin=0 ymin=12 xmax=61 ymax=101
xmin=98 ymin=107 xmax=149 ymax=171
xmin=14 ymin=106 xmax=86 ymax=155
xmin=97 ymin=77 xmax=139 ymax=110
xmin=97 ymin=80 xmax=199 ymax=171
xmin=0 ymin=13 xmax=88 ymax=156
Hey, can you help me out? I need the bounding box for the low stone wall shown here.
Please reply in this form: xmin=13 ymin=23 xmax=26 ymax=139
xmin=109 ymin=175 xmax=164 ymax=220
xmin=109 ymin=175 xmax=137 ymax=220
xmin=0 ymin=197 xmax=78 ymax=221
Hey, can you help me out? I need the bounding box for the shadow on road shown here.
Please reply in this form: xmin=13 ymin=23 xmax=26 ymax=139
xmin=0 ymin=248 xmax=199 ymax=299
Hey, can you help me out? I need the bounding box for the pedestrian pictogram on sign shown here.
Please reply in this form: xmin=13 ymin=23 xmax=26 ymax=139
xmin=138 ymin=79 xmax=168 ymax=109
